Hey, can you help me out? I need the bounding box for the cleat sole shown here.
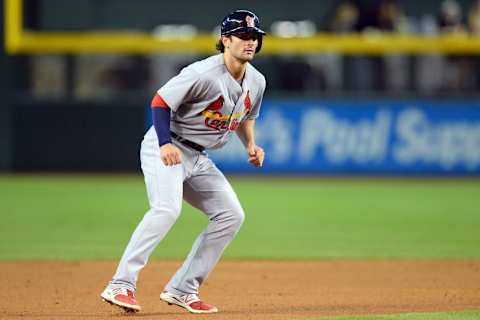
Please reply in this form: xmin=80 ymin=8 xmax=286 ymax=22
xmin=102 ymin=297 xmax=140 ymax=313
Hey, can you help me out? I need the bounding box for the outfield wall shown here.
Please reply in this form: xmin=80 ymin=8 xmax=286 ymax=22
xmin=208 ymin=99 xmax=480 ymax=175
xmin=8 ymin=99 xmax=480 ymax=174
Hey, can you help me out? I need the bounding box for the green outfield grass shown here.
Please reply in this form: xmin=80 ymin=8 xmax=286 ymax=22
xmin=0 ymin=175 xmax=479 ymax=260
xmin=308 ymin=309 xmax=480 ymax=320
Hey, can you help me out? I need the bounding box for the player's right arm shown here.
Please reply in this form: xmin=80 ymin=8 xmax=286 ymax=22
xmin=152 ymin=66 xmax=209 ymax=166
xmin=151 ymin=94 xmax=182 ymax=166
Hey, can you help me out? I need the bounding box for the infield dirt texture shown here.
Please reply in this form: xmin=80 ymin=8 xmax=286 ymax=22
xmin=1 ymin=175 xmax=479 ymax=319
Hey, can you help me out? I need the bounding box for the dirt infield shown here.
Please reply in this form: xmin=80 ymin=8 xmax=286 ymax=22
xmin=1 ymin=260 xmax=480 ymax=319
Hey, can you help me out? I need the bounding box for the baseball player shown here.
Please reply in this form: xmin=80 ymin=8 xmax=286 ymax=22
xmin=101 ymin=9 xmax=266 ymax=314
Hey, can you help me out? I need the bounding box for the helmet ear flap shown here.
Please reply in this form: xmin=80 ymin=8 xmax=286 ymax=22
xmin=255 ymin=35 xmax=263 ymax=53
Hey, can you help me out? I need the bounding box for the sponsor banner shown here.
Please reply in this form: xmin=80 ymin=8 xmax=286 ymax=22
xmin=208 ymin=99 xmax=480 ymax=174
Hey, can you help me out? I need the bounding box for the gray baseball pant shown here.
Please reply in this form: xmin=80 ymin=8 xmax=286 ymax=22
xmin=108 ymin=128 xmax=245 ymax=295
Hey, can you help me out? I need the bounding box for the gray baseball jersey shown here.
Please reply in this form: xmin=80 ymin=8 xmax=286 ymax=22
xmin=158 ymin=53 xmax=266 ymax=149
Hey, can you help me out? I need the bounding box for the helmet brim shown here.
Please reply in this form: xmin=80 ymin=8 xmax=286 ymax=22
xmin=222 ymin=26 xmax=266 ymax=36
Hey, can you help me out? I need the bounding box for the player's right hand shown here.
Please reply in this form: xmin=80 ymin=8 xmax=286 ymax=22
xmin=160 ymin=143 xmax=182 ymax=166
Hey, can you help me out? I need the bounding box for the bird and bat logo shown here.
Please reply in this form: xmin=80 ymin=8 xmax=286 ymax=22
xmin=202 ymin=92 xmax=252 ymax=131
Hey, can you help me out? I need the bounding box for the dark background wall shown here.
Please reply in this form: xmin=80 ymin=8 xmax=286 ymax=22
xmin=33 ymin=0 xmax=477 ymax=31
xmin=11 ymin=102 xmax=145 ymax=171
xmin=1 ymin=1 xmax=13 ymax=170
xmin=36 ymin=0 xmax=338 ymax=31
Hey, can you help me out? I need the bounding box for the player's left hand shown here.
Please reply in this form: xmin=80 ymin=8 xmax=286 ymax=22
xmin=247 ymin=144 xmax=265 ymax=167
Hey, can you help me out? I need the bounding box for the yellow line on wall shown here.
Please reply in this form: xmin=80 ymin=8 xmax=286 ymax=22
xmin=4 ymin=0 xmax=23 ymax=53
xmin=18 ymin=31 xmax=217 ymax=54
xmin=15 ymin=31 xmax=480 ymax=55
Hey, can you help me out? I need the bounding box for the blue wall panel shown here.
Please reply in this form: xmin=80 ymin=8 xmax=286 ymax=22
xmin=207 ymin=99 xmax=480 ymax=174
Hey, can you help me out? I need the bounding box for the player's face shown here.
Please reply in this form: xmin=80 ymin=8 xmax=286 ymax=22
xmin=224 ymin=32 xmax=259 ymax=62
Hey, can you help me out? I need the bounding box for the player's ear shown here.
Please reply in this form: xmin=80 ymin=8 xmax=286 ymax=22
xmin=221 ymin=35 xmax=231 ymax=48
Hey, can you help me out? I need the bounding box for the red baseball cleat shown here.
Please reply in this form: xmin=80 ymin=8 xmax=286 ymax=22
xmin=160 ymin=291 xmax=218 ymax=314
xmin=101 ymin=287 xmax=141 ymax=312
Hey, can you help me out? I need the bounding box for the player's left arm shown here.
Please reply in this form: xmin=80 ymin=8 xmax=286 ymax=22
xmin=237 ymin=119 xmax=264 ymax=167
